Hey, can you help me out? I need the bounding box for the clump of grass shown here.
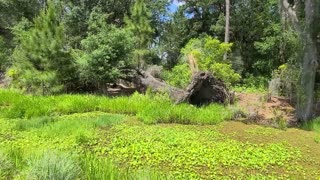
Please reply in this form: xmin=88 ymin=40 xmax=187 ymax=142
xmin=79 ymin=154 xmax=168 ymax=180
xmin=0 ymin=90 xmax=234 ymax=125
xmin=301 ymin=117 xmax=320 ymax=132
xmin=79 ymin=154 xmax=121 ymax=180
xmin=6 ymin=147 xmax=25 ymax=170
xmin=14 ymin=116 xmax=56 ymax=131
xmin=137 ymin=103 xmax=233 ymax=125
xmin=27 ymin=151 xmax=81 ymax=180
xmin=0 ymin=151 xmax=15 ymax=178
xmin=272 ymin=108 xmax=287 ymax=130
xmin=93 ymin=114 xmax=125 ymax=128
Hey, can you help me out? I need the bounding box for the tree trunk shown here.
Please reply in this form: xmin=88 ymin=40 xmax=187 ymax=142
xmin=296 ymin=0 xmax=319 ymax=121
xmin=136 ymin=70 xmax=232 ymax=105
xmin=223 ymin=0 xmax=230 ymax=60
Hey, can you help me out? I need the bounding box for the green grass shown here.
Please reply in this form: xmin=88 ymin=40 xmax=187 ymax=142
xmin=303 ymin=117 xmax=320 ymax=132
xmin=26 ymin=151 xmax=81 ymax=180
xmin=0 ymin=113 xmax=171 ymax=179
xmin=0 ymin=112 xmax=319 ymax=179
xmin=0 ymin=150 xmax=15 ymax=179
xmin=0 ymin=89 xmax=233 ymax=125
xmin=232 ymin=85 xmax=267 ymax=94
xmin=0 ymin=89 xmax=319 ymax=179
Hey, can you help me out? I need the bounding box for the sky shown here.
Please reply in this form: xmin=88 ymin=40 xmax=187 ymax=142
xmin=169 ymin=0 xmax=185 ymax=13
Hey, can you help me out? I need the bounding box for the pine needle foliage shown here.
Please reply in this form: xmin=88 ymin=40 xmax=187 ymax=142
xmin=10 ymin=1 xmax=76 ymax=95
xmin=125 ymin=0 xmax=154 ymax=68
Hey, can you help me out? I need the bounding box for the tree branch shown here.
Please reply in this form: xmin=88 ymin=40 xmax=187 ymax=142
xmin=280 ymin=0 xmax=301 ymax=33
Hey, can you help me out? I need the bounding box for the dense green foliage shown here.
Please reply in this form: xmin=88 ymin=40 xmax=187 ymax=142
xmin=0 ymin=0 xmax=306 ymax=96
xmin=10 ymin=2 xmax=76 ymax=94
xmin=165 ymin=36 xmax=240 ymax=88
xmin=125 ymin=0 xmax=154 ymax=68
xmin=75 ymin=8 xmax=135 ymax=88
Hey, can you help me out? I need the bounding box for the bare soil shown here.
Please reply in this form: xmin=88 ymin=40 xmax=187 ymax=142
xmin=236 ymin=92 xmax=297 ymax=127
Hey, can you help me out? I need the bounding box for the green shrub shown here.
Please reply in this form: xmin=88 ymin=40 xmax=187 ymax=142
xmin=165 ymin=36 xmax=240 ymax=87
xmin=0 ymin=36 xmax=10 ymax=72
xmin=75 ymin=8 xmax=135 ymax=88
xmin=27 ymin=152 xmax=81 ymax=180
xmin=11 ymin=3 xmax=76 ymax=95
xmin=233 ymin=75 xmax=268 ymax=93
xmin=211 ymin=63 xmax=241 ymax=86
xmin=163 ymin=63 xmax=192 ymax=88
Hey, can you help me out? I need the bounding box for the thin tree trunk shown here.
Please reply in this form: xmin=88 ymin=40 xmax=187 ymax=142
xmin=223 ymin=0 xmax=230 ymax=60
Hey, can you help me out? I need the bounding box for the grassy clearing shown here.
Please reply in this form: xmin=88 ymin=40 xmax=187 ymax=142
xmin=0 ymin=112 xmax=319 ymax=179
xmin=0 ymin=90 xmax=320 ymax=179
xmin=0 ymin=89 xmax=233 ymax=125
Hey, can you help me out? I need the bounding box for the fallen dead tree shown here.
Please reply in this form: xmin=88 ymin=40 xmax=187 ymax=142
xmin=136 ymin=70 xmax=233 ymax=105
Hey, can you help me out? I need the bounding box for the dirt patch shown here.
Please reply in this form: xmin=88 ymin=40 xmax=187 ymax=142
xmin=236 ymin=93 xmax=297 ymax=127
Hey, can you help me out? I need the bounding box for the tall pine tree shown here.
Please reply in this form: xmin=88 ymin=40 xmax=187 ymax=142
xmin=11 ymin=1 xmax=76 ymax=95
xmin=125 ymin=0 xmax=154 ymax=69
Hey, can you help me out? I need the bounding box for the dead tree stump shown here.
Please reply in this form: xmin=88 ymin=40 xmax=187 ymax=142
xmin=137 ymin=70 xmax=232 ymax=106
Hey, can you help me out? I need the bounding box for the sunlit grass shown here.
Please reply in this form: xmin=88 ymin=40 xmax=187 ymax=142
xmin=0 ymin=89 xmax=233 ymax=125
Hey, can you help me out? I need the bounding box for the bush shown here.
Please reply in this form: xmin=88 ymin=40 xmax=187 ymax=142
xmin=11 ymin=3 xmax=76 ymax=95
xmin=166 ymin=36 xmax=240 ymax=87
xmin=163 ymin=63 xmax=192 ymax=88
xmin=270 ymin=63 xmax=299 ymax=98
xmin=211 ymin=63 xmax=241 ymax=86
xmin=27 ymin=152 xmax=81 ymax=180
xmin=75 ymin=8 xmax=135 ymax=88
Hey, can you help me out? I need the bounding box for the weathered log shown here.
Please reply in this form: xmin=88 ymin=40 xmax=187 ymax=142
xmin=136 ymin=70 xmax=188 ymax=101
xmin=137 ymin=70 xmax=232 ymax=105
xmin=176 ymin=72 xmax=232 ymax=105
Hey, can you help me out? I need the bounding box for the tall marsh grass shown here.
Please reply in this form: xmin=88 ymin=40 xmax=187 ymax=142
xmin=0 ymin=89 xmax=233 ymax=125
